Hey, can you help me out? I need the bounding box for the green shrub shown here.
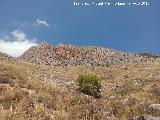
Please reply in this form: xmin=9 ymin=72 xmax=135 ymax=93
xmin=77 ymin=74 xmax=101 ymax=98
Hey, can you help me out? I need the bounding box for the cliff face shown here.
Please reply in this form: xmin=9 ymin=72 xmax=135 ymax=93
xmin=19 ymin=43 xmax=160 ymax=66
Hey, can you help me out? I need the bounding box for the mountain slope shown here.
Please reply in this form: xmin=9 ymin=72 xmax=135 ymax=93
xmin=19 ymin=43 xmax=160 ymax=67
xmin=0 ymin=57 xmax=160 ymax=119
xmin=0 ymin=52 xmax=16 ymax=61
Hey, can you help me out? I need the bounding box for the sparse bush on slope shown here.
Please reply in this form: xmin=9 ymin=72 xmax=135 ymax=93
xmin=0 ymin=59 xmax=160 ymax=119
xmin=0 ymin=63 xmax=107 ymax=120
xmin=77 ymin=74 xmax=101 ymax=98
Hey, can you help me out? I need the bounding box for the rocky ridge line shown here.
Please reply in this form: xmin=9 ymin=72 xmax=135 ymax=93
xmin=0 ymin=52 xmax=16 ymax=61
xmin=19 ymin=43 xmax=160 ymax=67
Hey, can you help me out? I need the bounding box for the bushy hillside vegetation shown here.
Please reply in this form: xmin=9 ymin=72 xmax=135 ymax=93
xmin=0 ymin=57 xmax=160 ymax=119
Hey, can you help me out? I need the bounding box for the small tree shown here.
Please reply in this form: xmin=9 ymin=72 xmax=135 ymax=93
xmin=77 ymin=74 xmax=101 ymax=98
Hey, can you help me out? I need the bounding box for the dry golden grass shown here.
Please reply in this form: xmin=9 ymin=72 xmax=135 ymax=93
xmin=0 ymin=60 xmax=160 ymax=119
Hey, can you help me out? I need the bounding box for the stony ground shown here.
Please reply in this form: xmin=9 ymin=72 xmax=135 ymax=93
xmin=0 ymin=52 xmax=16 ymax=61
xmin=0 ymin=44 xmax=160 ymax=120
xmin=0 ymin=54 xmax=160 ymax=119
xmin=19 ymin=43 xmax=160 ymax=67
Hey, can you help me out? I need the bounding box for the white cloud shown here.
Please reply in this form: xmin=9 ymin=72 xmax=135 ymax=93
xmin=11 ymin=30 xmax=26 ymax=41
xmin=0 ymin=29 xmax=38 ymax=57
xmin=36 ymin=19 xmax=50 ymax=27
xmin=17 ymin=19 xmax=51 ymax=28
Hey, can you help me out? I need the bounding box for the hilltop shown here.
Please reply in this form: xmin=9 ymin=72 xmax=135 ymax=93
xmin=19 ymin=43 xmax=160 ymax=67
xmin=0 ymin=52 xmax=16 ymax=61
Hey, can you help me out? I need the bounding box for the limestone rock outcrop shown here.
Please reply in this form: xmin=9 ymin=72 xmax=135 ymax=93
xmin=19 ymin=43 xmax=160 ymax=66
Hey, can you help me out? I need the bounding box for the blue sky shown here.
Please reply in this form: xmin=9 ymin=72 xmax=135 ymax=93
xmin=0 ymin=0 xmax=160 ymax=57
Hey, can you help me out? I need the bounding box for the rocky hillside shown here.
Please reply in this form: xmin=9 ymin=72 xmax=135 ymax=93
xmin=0 ymin=44 xmax=159 ymax=119
xmin=0 ymin=57 xmax=160 ymax=120
xmin=19 ymin=43 xmax=160 ymax=67
xmin=0 ymin=52 xmax=16 ymax=61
